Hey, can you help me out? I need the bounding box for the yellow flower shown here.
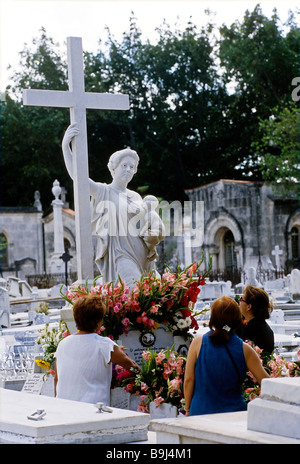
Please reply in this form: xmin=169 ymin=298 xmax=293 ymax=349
xmin=35 ymin=359 xmax=51 ymax=370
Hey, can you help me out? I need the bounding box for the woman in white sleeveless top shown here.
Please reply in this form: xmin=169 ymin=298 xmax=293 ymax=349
xmin=54 ymin=294 xmax=139 ymax=405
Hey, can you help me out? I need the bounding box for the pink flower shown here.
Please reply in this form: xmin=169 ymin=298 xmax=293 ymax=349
xmin=137 ymin=402 xmax=149 ymax=413
xmin=154 ymin=397 xmax=164 ymax=407
xmin=169 ymin=378 xmax=182 ymax=395
xmin=150 ymin=304 xmax=159 ymax=314
xmin=155 ymin=351 xmax=166 ymax=365
xmin=142 ymin=351 xmax=151 ymax=361
xmin=141 ymin=382 xmax=149 ymax=392
xmin=121 ymin=317 xmax=130 ymax=326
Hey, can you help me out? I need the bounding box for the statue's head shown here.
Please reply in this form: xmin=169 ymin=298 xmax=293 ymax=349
xmin=107 ymin=148 xmax=139 ymax=177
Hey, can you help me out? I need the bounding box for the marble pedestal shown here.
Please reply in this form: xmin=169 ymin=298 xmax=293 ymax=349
xmin=150 ymin=377 xmax=300 ymax=444
xmin=0 ymin=388 xmax=149 ymax=444
xmin=150 ymin=411 xmax=300 ymax=444
xmin=247 ymin=377 xmax=300 ymax=440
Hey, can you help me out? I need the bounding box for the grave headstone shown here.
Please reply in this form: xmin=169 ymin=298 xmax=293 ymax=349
xmin=245 ymin=267 xmax=260 ymax=287
xmin=22 ymin=373 xmax=54 ymax=397
xmin=272 ymin=245 xmax=283 ymax=270
xmin=118 ymin=325 xmax=190 ymax=366
xmin=7 ymin=277 xmax=21 ymax=298
xmin=0 ymin=286 xmax=10 ymax=328
xmin=290 ymin=269 xmax=300 ymax=300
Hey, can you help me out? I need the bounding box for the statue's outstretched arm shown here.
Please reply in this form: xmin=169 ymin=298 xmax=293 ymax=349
xmin=62 ymin=123 xmax=96 ymax=194
xmin=62 ymin=124 xmax=79 ymax=180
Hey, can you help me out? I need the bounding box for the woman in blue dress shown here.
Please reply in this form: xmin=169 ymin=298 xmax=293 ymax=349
xmin=184 ymin=296 xmax=269 ymax=416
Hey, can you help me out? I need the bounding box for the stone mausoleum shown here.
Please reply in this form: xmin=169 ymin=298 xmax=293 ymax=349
xmin=185 ymin=179 xmax=299 ymax=273
xmin=0 ymin=186 xmax=77 ymax=280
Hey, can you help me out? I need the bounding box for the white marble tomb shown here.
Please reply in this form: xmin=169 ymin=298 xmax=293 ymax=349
xmin=0 ymin=388 xmax=150 ymax=444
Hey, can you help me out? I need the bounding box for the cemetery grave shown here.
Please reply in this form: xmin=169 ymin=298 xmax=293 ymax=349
xmin=1 ymin=33 xmax=299 ymax=444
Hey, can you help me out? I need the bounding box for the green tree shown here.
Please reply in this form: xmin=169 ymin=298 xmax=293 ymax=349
xmin=218 ymin=5 xmax=299 ymax=178
xmin=253 ymin=102 xmax=299 ymax=195
xmin=1 ymin=29 xmax=70 ymax=207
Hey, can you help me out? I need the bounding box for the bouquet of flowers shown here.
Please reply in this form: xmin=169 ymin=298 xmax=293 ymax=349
xmin=35 ymin=321 xmax=70 ymax=372
xmin=62 ymin=277 xmax=131 ymax=340
xmin=243 ymin=342 xmax=300 ymax=403
xmin=123 ymin=261 xmax=208 ymax=338
xmin=61 ymin=258 xmax=210 ymax=340
xmin=114 ymin=346 xmax=186 ymax=413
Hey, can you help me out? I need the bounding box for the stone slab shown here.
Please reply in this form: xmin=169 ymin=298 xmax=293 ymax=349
xmin=247 ymin=398 xmax=300 ymax=440
xmin=260 ymin=377 xmax=300 ymax=406
xmin=0 ymin=388 xmax=149 ymax=444
xmin=247 ymin=377 xmax=300 ymax=440
xmin=150 ymin=411 xmax=300 ymax=444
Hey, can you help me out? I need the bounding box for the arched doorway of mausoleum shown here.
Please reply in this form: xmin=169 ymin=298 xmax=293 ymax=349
xmin=204 ymin=213 xmax=244 ymax=274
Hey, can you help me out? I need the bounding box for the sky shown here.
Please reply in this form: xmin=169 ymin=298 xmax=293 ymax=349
xmin=0 ymin=0 xmax=299 ymax=93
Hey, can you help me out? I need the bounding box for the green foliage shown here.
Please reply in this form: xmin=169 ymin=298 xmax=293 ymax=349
xmin=253 ymin=102 xmax=300 ymax=196
xmin=1 ymin=8 xmax=299 ymax=207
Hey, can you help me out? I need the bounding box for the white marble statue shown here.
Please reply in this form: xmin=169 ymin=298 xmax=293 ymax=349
xmin=140 ymin=195 xmax=165 ymax=261
xmin=62 ymin=124 xmax=165 ymax=286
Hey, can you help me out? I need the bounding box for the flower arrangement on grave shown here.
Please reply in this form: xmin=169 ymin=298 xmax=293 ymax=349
xmin=60 ymin=258 xmax=211 ymax=340
xmin=35 ymin=321 xmax=70 ymax=372
xmin=113 ymin=346 xmax=186 ymax=413
xmin=63 ymin=277 xmax=131 ymax=340
xmin=243 ymin=342 xmax=300 ymax=403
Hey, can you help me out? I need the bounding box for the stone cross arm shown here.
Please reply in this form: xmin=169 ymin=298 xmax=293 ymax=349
xmin=23 ymin=89 xmax=129 ymax=111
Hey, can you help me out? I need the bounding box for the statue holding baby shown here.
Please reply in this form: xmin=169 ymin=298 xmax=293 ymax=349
xmin=62 ymin=124 xmax=165 ymax=287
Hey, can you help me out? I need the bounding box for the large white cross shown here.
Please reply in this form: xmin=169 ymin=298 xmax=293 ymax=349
xmin=23 ymin=37 xmax=129 ymax=281
xmin=272 ymin=245 xmax=283 ymax=270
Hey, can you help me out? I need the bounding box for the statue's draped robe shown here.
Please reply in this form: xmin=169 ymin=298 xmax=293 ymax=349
xmin=91 ymin=183 xmax=152 ymax=286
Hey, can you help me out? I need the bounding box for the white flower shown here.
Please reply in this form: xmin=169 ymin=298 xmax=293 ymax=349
xmin=177 ymin=319 xmax=188 ymax=329
xmin=184 ymin=316 xmax=192 ymax=327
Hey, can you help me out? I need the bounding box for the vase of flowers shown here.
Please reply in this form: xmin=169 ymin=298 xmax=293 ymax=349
xmin=243 ymin=342 xmax=300 ymax=403
xmin=60 ymin=257 xmax=211 ymax=341
xmin=35 ymin=321 xmax=70 ymax=374
xmin=113 ymin=346 xmax=186 ymax=415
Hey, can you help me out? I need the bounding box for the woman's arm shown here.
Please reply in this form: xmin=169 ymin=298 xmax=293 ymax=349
xmin=184 ymin=336 xmax=202 ymax=415
xmin=54 ymin=359 xmax=58 ymax=396
xmin=243 ymin=342 xmax=270 ymax=384
xmin=110 ymin=345 xmax=140 ymax=371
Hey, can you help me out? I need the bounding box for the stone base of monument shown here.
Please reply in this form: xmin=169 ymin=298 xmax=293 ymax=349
xmin=118 ymin=326 xmax=190 ymax=366
xmin=247 ymin=377 xmax=300 ymax=440
xmin=150 ymin=411 xmax=300 ymax=444
xmin=0 ymin=388 xmax=150 ymax=444
xmin=149 ymin=401 xmax=178 ymax=419
xmin=150 ymin=378 xmax=300 ymax=444
xmin=110 ymin=387 xmax=178 ymax=418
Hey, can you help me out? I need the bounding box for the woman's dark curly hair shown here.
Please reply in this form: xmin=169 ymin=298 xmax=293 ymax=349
xmin=73 ymin=294 xmax=106 ymax=333
xmin=243 ymin=285 xmax=273 ymax=320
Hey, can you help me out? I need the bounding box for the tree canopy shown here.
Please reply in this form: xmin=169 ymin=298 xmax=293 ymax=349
xmin=1 ymin=6 xmax=299 ymax=209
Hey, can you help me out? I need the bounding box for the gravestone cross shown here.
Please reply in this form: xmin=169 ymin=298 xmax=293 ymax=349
xmin=272 ymin=245 xmax=283 ymax=271
xmin=23 ymin=37 xmax=129 ymax=281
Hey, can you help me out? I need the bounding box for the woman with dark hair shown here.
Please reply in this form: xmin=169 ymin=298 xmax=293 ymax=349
xmin=238 ymin=285 xmax=274 ymax=354
xmin=54 ymin=294 xmax=139 ymax=405
xmin=184 ymin=296 xmax=269 ymax=416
